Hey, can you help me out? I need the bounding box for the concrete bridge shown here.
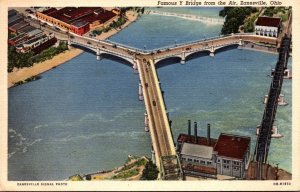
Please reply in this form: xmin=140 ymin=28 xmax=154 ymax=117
xmin=67 ymin=33 xmax=278 ymax=180
xmin=147 ymin=10 xmax=225 ymax=25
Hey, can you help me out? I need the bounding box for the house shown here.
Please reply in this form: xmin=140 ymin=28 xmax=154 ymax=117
xmin=255 ymin=16 xmax=281 ymax=37
xmin=214 ymin=133 xmax=251 ymax=178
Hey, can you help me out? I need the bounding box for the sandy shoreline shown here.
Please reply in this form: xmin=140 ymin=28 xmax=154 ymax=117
xmin=8 ymin=11 xmax=139 ymax=88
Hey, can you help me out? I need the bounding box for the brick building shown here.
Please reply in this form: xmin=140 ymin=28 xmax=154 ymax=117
xmin=177 ymin=121 xmax=251 ymax=179
xmin=36 ymin=7 xmax=118 ymax=35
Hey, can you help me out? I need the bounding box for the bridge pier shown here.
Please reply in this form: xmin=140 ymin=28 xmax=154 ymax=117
xmin=151 ymin=150 xmax=156 ymax=164
xmin=210 ymin=46 xmax=215 ymax=57
xmin=139 ymin=82 xmax=143 ymax=101
xmin=67 ymin=39 xmax=72 ymax=50
xmin=238 ymin=39 xmax=244 ymax=49
xmin=181 ymin=51 xmax=186 ymax=64
xmin=96 ymin=48 xmax=102 ymax=61
xmin=144 ymin=112 xmax=149 ymax=132
xmin=133 ymin=60 xmax=138 ymax=73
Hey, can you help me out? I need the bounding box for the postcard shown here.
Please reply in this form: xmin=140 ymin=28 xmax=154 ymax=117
xmin=0 ymin=0 xmax=299 ymax=191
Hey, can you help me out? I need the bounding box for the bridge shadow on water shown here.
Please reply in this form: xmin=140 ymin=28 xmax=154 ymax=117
xmin=214 ymin=44 xmax=239 ymax=55
xmin=72 ymin=44 xmax=133 ymax=68
xmin=156 ymin=57 xmax=181 ymax=69
xmin=185 ymin=51 xmax=210 ymax=62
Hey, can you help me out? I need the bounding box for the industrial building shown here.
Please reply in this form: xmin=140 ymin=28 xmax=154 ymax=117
xmin=8 ymin=9 xmax=57 ymax=54
xmin=255 ymin=16 xmax=281 ymax=37
xmin=177 ymin=121 xmax=251 ymax=179
xmin=36 ymin=7 xmax=119 ymax=35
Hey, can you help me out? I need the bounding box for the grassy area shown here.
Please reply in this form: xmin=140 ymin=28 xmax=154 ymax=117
xmin=116 ymin=158 xmax=147 ymax=173
xmin=8 ymin=41 xmax=68 ymax=72
xmin=263 ymin=7 xmax=290 ymax=22
xmin=243 ymin=12 xmax=259 ymax=33
xmin=69 ymin=174 xmax=84 ymax=181
xmin=219 ymin=7 xmax=258 ymax=34
xmin=111 ymin=168 xmax=140 ymax=180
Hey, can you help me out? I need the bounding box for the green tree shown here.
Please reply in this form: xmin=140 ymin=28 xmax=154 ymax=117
xmin=140 ymin=160 xmax=158 ymax=180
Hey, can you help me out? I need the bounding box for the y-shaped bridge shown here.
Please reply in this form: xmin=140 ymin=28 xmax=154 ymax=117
xmin=68 ymin=33 xmax=278 ymax=180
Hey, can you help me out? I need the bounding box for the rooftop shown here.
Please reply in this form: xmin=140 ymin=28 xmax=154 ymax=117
xmin=177 ymin=133 xmax=217 ymax=147
xmin=47 ymin=7 xmax=101 ymax=23
xmin=8 ymin=9 xmax=18 ymax=18
xmin=19 ymin=25 xmax=37 ymax=34
xmin=71 ymin=20 xmax=89 ymax=28
xmin=9 ymin=21 xmax=29 ymax=31
xmin=256 ymin=16 xmax=281 ymax=27
xmin=8 ymin=14 xmax=22 ymax=25
xmin=41 ymin=8 xmax=58 ymax=15
xmin=81 ymin=9 xmax=116 ymax=24
xmin=214 ymin=133 xmax=250 ymax=160
xmin=181 ymin=143 xmax=213 ymax=159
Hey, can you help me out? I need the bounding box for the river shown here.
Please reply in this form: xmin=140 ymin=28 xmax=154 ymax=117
xmin=8 ymin=7 xmax=292 ymax=180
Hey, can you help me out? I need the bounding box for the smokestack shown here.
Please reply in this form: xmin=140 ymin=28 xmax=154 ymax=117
xmin=194 ymin=122 xmax=197 ymax=144
xmin=207 ymin=123 xmax=211 ymax=145
xmin=188 ymin=120 xmax=191 ymax=142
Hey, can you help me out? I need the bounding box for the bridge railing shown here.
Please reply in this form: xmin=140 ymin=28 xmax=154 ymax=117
xmin=150 ymin=34 xmax=233 ymax=52
xmin=70 ymin=39 xmax=135 ymax=60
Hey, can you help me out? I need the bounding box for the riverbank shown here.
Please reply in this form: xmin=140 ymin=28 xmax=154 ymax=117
xmin=7 ymin=10 xmax=140 ymax=88
xmin=69 ymin=155 xmax=149 ymax=181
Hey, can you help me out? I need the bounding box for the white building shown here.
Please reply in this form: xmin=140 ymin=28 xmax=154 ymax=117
xmin=255 ymin=16 xmax=281 ymax=37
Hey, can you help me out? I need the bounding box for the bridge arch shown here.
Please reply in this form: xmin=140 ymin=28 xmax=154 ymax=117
xmin=154 ymin=55 xmax=182 ymax=66
xmin=213 ymin=44 xmax=239 ymax=54
xmin=184 ymin=50 xmax=211 ymax=61
xmin=155 ymin=56 xmax=182 ymax=68
xmin=99 ymin=52 xmax=134 ymax=67
xmin=69 ymin=42 xmax=135 ymax=66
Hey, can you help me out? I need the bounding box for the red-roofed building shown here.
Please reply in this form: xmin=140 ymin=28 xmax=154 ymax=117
xmin=214 ymin=133 xmax=251 ymax=178
xmin=177 ymin=122 xmax=251 ymax=179
xmin=36 ymin=7 xmax=118 ymax=35
xmin=255 ymin=16 xmax=281 ymax=37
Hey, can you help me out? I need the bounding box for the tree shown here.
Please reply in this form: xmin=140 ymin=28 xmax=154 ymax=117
xmin=140 ymin=160 xmax=158 ymax=180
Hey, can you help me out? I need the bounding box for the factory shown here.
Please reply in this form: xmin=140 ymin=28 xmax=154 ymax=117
xmin=36 ymin=7 xmax=119 ymax=35
xmin=177 ymin=121 xmax=251 ymax=179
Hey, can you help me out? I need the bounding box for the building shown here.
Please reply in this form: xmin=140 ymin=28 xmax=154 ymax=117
xmin=177 ymin=121 xmax=251 ymax=179
xmin=255 ymin=16 xmax=281 ymax=37
xmin=16 ymin=33 xmax=56 ymax=54
xmin=214 ymin=133 xmax=251 ymax=178
xmin=8 ymin=20 xmax=30 ymax=33
xmin=8 ymin=14 xmax=23 ymax=27
xmin=36 ymin=7 xmax=118 ymax=35
xmin=180 ymin=142 xmax=217 ymax=178
xmin=177 ymin=122 xmax=218 ymax=178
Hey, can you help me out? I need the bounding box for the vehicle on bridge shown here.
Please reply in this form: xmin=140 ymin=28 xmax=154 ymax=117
xmin=152 ymin=100 xmax=156 ymax=106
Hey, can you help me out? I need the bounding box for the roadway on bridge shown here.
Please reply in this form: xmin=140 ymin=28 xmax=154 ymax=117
xmin=137 ymin=58 xmax=175 ymax=164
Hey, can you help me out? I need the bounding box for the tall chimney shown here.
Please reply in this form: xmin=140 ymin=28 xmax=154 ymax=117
xmin=194 ymin=122 xmax=198 ymax=144
xmin=207 ymin=123 xmax=211 ymax=145
xmin=188 ymin=120 xmax=191 ymax=142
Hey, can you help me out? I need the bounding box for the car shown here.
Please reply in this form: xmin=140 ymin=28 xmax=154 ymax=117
xmin=186 ymin=47 xmax=191 ymax=50
xmin=152 ymin=100 xmax=156 ymax=106
xmin=112 ymin=44 xmax=117 ymax=48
